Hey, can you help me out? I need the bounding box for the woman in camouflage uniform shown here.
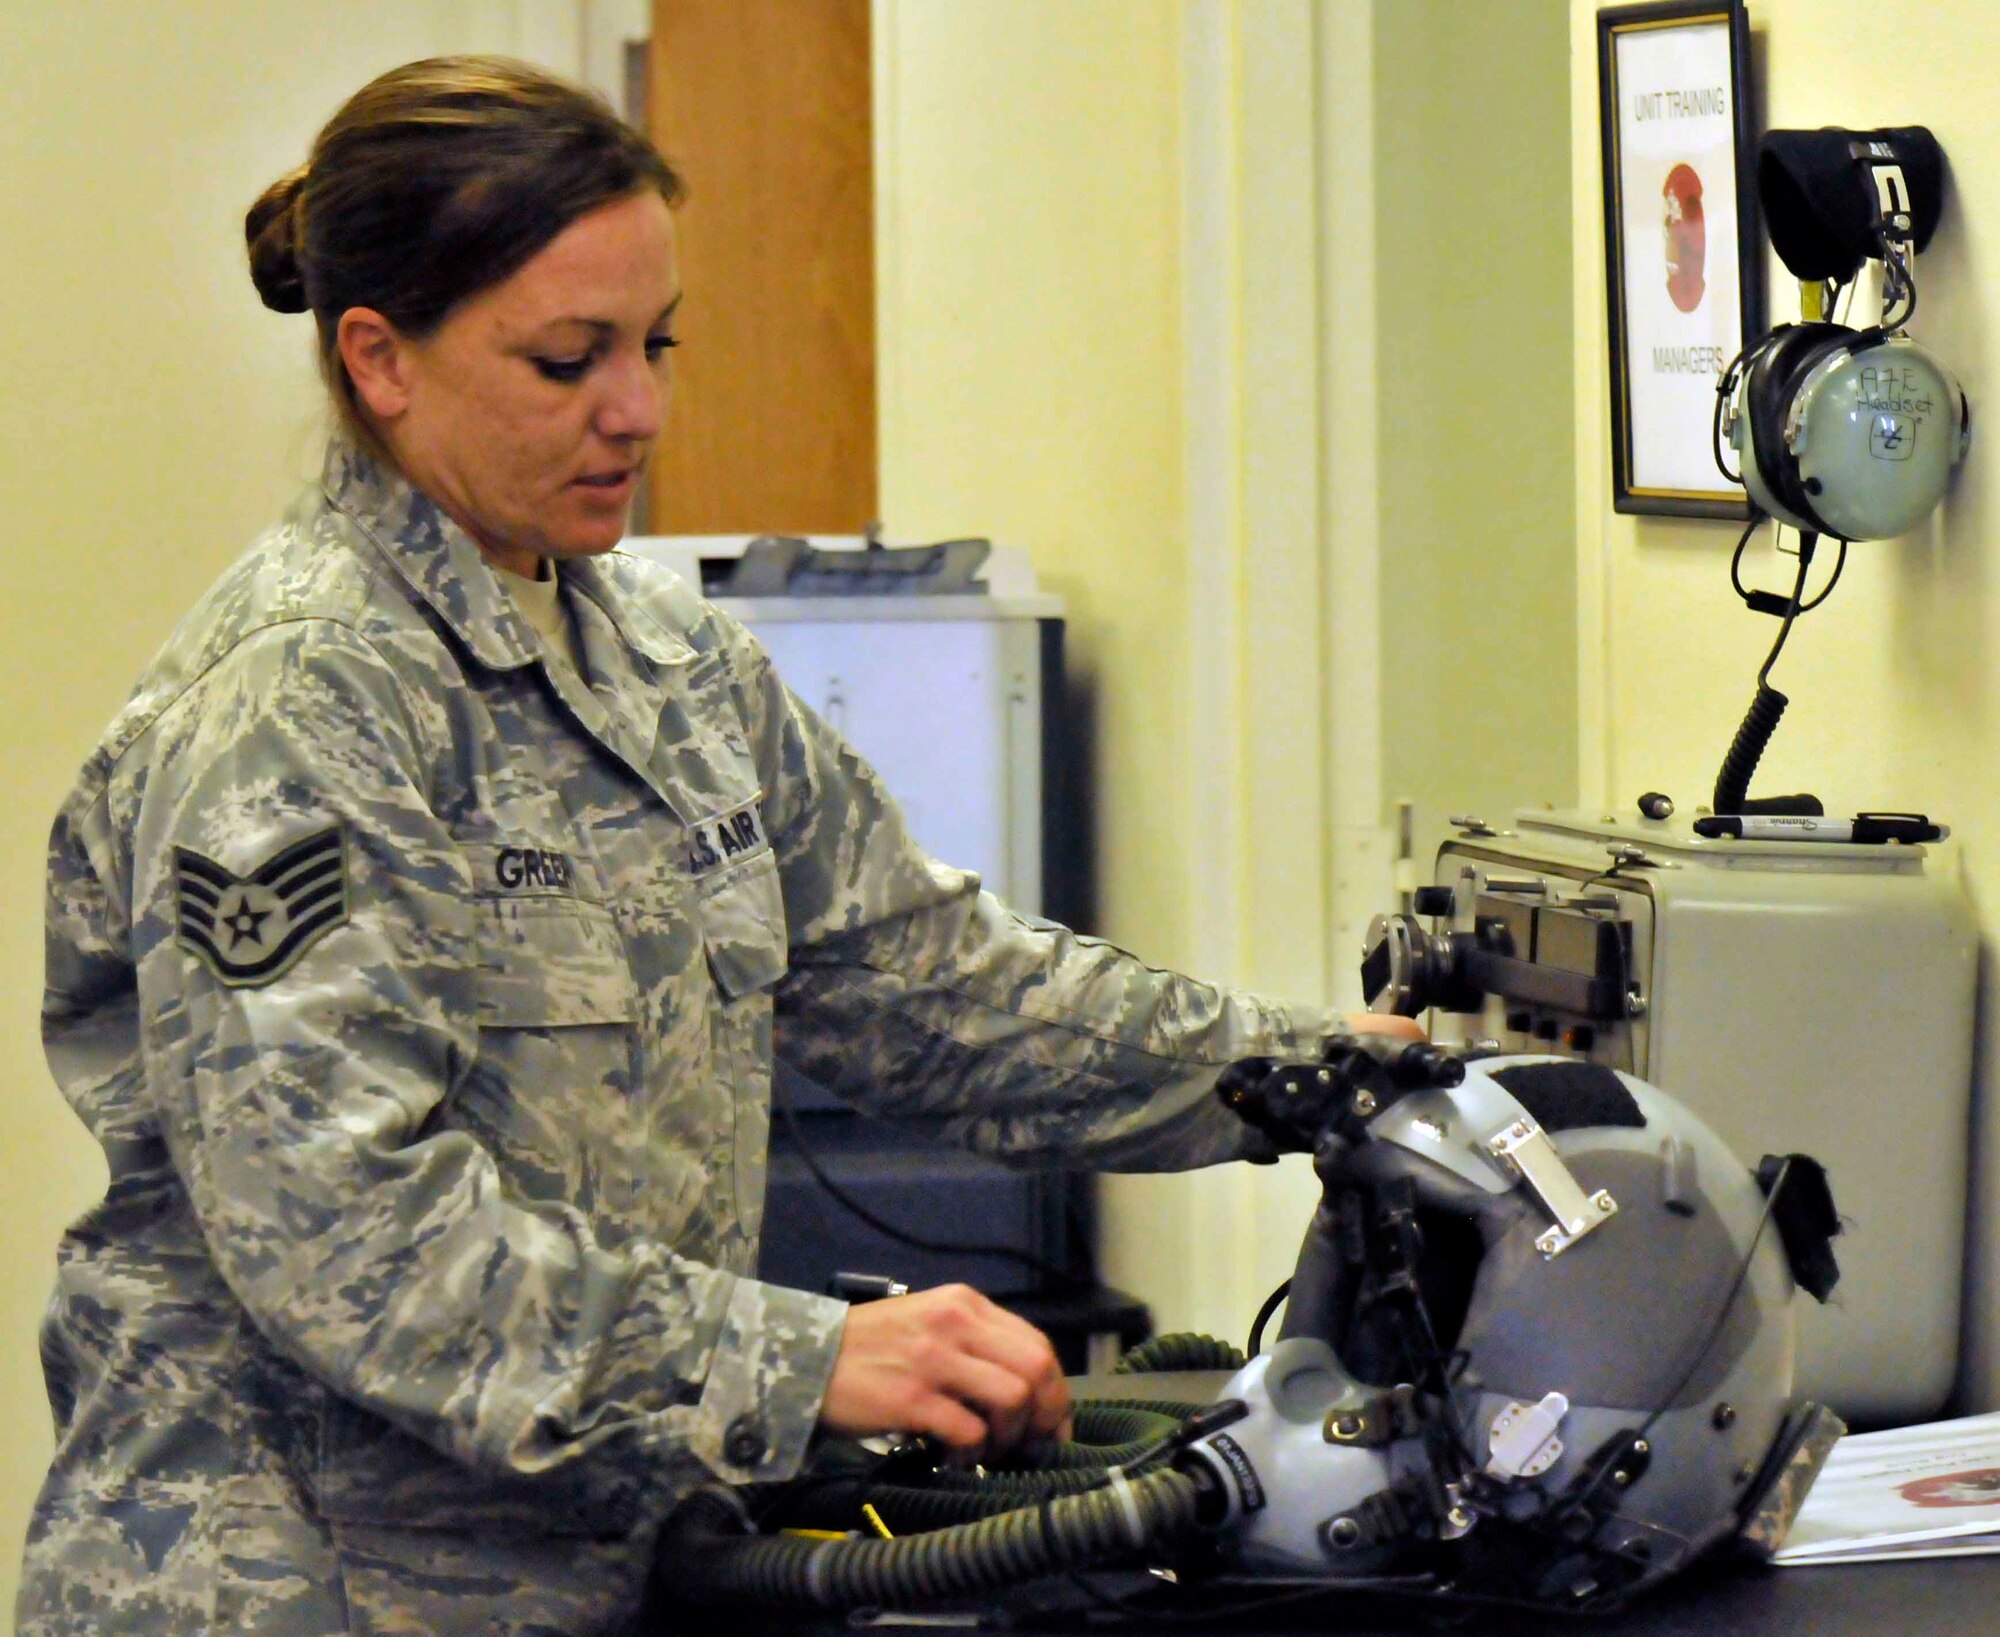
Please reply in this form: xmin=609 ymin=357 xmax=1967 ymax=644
xmin=19 ymin=57 xmax=1385 ymax=1635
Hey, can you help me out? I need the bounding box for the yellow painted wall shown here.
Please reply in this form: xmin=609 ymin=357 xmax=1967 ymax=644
xmin=1567 ymin=0 xmax=2000 ymax=1404
xmin=877 ymin=0 xmax=1577 ymax=1335
xmin=0 ymin=1 xmax=592 ymax=1613
xmin=874 ymin=0 xmax=1192 ymax=967
xmin=1377 ymin=0 xmax=1578 ymax=863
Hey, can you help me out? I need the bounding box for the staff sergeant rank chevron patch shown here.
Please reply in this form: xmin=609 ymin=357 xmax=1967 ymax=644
xmin=174 ymin=826 xmax=351 ymax=988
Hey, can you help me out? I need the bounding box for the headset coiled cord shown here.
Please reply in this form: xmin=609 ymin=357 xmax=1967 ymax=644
xmin=1712 ymin=527 xmax=1845 ymax=815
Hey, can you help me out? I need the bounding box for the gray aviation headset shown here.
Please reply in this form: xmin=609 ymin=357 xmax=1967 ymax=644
xmin=1725 ymin=320 xmax=1967 ymax=541
xmin=1707 ymin=128 xmax=1968 ymax=816
xmin=1718 ymin=127 xmax=1968 ymax=545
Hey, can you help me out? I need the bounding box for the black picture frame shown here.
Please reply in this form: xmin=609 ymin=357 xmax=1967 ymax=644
xmin=1598 ymin=0 xmax=1760 ymax=518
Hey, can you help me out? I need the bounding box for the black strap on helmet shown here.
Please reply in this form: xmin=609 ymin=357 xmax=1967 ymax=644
xmin=1755 ymin=1153 xmax=1843 ymax=1302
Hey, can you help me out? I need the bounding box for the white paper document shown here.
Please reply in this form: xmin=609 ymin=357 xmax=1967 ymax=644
xmin=1778 ymin=1411 xmax=2000 ymax=1565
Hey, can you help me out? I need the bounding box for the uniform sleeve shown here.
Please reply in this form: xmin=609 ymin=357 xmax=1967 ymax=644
xmin=735 ymin=630 xmax=1346 ymax=1168
xmin=132 ymin=619 xmax=842 ymax=1503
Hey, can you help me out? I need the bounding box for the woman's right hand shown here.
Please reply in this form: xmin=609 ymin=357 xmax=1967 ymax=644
xmin=819 ymin=1283 xmax=1071 ymax=1464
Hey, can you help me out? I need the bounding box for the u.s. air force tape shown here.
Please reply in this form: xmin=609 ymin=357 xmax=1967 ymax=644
xmin=685 ymin=795 xmax=767 ymax=876
xmin=174 ymin=826 xmax=351 ymax=988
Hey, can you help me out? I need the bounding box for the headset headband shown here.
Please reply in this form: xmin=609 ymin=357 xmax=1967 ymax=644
xmin=1758 ymin=126 xmax=1944 ymax=283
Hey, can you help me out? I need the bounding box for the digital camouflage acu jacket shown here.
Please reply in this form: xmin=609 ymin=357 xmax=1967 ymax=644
xmin=19 ymin=442 xmax=1340 ymax=1635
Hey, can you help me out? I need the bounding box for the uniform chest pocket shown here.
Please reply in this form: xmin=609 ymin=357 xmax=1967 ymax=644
xmin=696 ymin=851 xmax=789 ymax=998
xmin=457 ymin=898 xmax=642 ymax=1236
xmin=473 ymin=899 xmax=638 ymax=1026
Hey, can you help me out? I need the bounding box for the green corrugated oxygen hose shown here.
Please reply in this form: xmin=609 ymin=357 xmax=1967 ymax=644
xmin=656 ymin=1335 xmax=1250 ymax=1612
xmin=1113 ymin=1332 xmax=1246 ymax=1375
xmin=658 ymin=1464 xmax=1205 ymax=1611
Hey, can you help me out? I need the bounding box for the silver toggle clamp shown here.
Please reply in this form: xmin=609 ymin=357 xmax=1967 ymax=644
xmin=1485 ymin=1116 xmax=1618 ymax=1258
xmin=1486 ymin=1391 xmax=1570 ymax=1481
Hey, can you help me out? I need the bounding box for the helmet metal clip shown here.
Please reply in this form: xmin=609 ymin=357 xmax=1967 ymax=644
xmin=1486 ymin=1391 xmax=1571 ymax=1480
xmin=1484 ymin=1116 xmax=1619 ymax=1258
xmin=1323 ymin=1383 xmax=1420 ymax=1449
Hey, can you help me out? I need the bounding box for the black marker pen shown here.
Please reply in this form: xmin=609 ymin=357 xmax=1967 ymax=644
xmin=1692 ymin=814 xmax=1947 ymax=843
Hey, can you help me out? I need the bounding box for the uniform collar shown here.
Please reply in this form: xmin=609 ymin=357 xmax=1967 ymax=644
xmin=559 ymin=553 xmax=696 ymax=667
xmin=322 ymin=439 xmax=538 ymax=671
xmin=322 ymin=440 xmax=696 ymax=671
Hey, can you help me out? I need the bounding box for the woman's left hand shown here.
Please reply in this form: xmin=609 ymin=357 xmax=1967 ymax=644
xmin=1341 ymin=1011 xmax=1425 ymax=1041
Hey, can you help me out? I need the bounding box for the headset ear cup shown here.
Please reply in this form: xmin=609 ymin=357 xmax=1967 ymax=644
xmin=1747 ymin=322 xmax=1852 ymax=533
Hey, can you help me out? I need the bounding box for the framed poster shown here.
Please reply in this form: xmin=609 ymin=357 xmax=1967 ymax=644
xmin=1598 ymin=0 xmax=1760 ymax=518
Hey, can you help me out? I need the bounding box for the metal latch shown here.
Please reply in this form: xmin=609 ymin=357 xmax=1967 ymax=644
xmin=1324 ymin=1385 xmax=1420 ymax=1448
xmin=1486 ymin=1391 xmax=1570 ymax=1479
xmin=1485 ymin=1116 xmax=1618 ymax=1258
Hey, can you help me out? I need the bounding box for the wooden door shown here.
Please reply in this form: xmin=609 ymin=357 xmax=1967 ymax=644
xmin=647 ymin=0 xmax=876 ymax=534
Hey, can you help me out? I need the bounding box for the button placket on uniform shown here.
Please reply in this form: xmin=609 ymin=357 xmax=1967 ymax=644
xmin=649 ymin=655 xmax=789 ymax=1264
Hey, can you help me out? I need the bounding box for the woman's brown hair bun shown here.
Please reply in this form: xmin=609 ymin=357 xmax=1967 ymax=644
xmin=245 ymin=164 xmax=311 ymax=315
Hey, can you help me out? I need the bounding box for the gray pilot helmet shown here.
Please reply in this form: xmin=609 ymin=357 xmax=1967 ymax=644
xmin=1186 ymin=1054 xmax=1843 ymax=1610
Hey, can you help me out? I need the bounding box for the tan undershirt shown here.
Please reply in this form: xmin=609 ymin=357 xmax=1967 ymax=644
xmin=493 ymin=559 xmax=585 ymax=675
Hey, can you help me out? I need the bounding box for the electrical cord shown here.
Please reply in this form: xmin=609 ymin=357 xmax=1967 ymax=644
xmin=1877 ymin=235 xmax=1917 ymax=331
xmin=1713 ymin=532 xmax=1841 ymax=816
xmin=1637 ymin=1158 xmax=1789 ymax=1447
xmin=1729 ymin=519 xmax=1847 ymax=616
xmin=1794 ymin=538 xmax=1847 ymax=611
xmin=1725 ymin=512 xmax=1763 ymax=597
xmin=1246 ymin=1278 xmax=1291 ymax=1359
xmin=1728 ymin=522 xmax=1838 ymax=613
xmin=1755 ymin=535 xmax=1813 ymax=683
xmin=1712 ymin=344 xmax=1753 ymax=485
xmin=1057 ymin=1568 xmax=1444 ymax=1628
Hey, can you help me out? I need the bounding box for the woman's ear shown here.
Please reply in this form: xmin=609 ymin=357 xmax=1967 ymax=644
xmin=337 ymin=307 xmax=414 ymax=422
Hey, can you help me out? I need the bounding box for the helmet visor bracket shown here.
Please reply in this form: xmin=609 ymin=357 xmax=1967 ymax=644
xmin=1483 ymin=1115 xmax=1620 ymax=1258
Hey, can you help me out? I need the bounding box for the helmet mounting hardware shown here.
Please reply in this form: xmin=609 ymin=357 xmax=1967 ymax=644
xmin=1485 ymin=1115 xmax=1620 ymax=1258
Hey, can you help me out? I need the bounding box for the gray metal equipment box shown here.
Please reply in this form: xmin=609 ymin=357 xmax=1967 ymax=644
xmin=1414 ymin=810 xmax=1976 ymax=1424
xmin=732 ymin=596 xmax=1064 ymax=916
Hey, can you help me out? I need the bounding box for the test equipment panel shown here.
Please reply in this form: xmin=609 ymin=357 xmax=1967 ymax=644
xmin=1364 ymin=810 xmax=1976 ymax=1420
